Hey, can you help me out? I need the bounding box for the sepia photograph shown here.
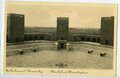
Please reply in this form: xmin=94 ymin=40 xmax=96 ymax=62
xmin=4 ymin=2 xmax=117 ymax=76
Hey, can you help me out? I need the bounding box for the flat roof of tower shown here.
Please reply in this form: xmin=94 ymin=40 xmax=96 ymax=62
xmin=7 ymin=13 xmax=24 ymax=17
xmin=57 ymin=17 xmax=69 ymax=20
xmin=101 ymin=16 xmax=114 ymax=20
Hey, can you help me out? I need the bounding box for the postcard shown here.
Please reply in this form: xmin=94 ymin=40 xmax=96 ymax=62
xmin=4 ymin=1 xmax=118 ymax=76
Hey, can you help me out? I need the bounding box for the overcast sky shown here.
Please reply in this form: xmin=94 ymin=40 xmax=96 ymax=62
xmin=5 ymin=2 xmax=117 ymax=28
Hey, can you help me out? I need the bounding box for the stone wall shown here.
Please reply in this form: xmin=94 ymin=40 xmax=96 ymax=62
xmin=24 ymin=33 xmax=100 ymax=43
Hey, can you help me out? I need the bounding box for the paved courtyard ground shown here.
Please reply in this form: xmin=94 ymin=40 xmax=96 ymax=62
xmin=6 ymin=41 xmax=113 ymax=69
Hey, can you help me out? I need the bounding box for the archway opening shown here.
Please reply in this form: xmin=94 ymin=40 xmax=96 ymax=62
xmin=61 ymin=37 xmax=64 ymax=40
xmin=92 ymin=38 xmax=96 ymax=42
xmin=97 ymin=39 xmax=100 ymax=43
xmin=105 ymin=40 xmax=108 ymax=45
xmin=87 ymin=37 xmax=90 ymax=41
xmin=81 ymin=37 xmax=85 ymax=41
xmin=29 ymin=36 xmax=32 ymax=40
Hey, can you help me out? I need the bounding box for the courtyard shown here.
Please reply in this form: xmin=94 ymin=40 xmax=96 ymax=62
xmin=6 ymin=41 xmax=113 ymax=69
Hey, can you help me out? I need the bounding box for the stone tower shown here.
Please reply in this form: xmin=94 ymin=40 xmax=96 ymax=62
xmin=56 ymin=17 xmax=69 ymax=49
xmin=57 ymin=17 xmax=69 ymax=40
xmin=100 ymin=16 xmax=114 ymax=46
xmin=7 ymin=13 xmax=24 ymax=43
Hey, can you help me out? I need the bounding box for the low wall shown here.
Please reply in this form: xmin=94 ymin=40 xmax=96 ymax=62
xmin=7 ymin=46 xmax=55 ymax=57
xmin=6 ymin=42 xmax=113 ymax=59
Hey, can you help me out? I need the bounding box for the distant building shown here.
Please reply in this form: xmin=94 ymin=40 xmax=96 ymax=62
xmin=100 ymin=16 xmax=114 ymax=46
xmin=7 ymin=13 xmax=24 ymax=43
